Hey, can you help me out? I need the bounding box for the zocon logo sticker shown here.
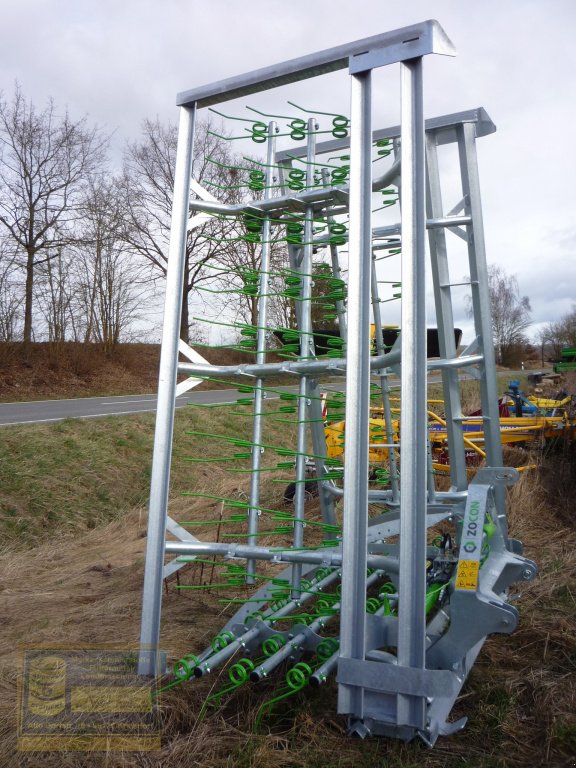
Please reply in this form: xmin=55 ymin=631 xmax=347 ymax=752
xmin=463 ymin=500 xmax=482 ymax=556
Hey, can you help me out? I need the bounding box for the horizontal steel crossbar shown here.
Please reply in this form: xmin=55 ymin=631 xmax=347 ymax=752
xmin=177 ymin=21 xmax=455 ymax=108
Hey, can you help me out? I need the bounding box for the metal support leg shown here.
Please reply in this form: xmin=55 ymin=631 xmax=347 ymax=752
xmin=425 ymin=134 xmax=467 ymax=492
xmin=397 ymin=57 xmax=427 ymax=729
xmin=338 ymin=68 xmax=372 ymax=719
xmin=370 ymin=252 xmax=400 ymax=503
xmin=246 ymin=121 xmax=277 ymax=583
xmin=138 ymin=104 xmax=197 ymax=676
xmin=291 ymin=118 xmax=318 ymax=596
xmin=457 ymin=122 xmax=506 ymax=537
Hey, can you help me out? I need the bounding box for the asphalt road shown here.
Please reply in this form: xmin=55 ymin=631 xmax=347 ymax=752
xmin=0 ymin=390 xmax=254 ymax=426
xmin=0 ymin=386 xmax=320 ymax=427
xmin=0 ymin=368 xmax=534 ymax=427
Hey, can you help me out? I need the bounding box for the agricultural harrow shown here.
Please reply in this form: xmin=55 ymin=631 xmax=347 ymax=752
xmin=138 ymin=21 xmax=537 ymax=744
xmin=322 ymin=378 xmax=576 ymax=477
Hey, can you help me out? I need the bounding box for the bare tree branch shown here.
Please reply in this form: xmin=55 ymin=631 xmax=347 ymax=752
xmin=0 ymin=84 xmax=109 ymax=342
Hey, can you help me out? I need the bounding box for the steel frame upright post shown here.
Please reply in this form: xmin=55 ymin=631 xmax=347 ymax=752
xmin=397 ymin=57 xmax=428 ymax=729
xmin=291 ymin=118 xmax=318 ymax=596
xmin=425 ymin=135 xmax=468 ymax=491
xmin=370 ymin=252 xmax=400 ymax=503
xmin=246 ymin=121 xmax=277 ymax=584
xmin=138 ymin=104 xmax=197 ymax=677
xmin=457 ymin=122 xmax=507 ymax=535
xmin=338 ymin=68 xmax=372 ymax=719
xmin=321 ymin=167 xmax=348 ymax=344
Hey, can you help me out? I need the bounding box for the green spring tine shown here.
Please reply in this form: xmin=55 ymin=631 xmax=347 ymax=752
xmin=183 ymin=456 xmax=246 ymax=464
xmin=218 ymin=597 xmax=270 ymax=605
xmin=229 ymin=657 xmax=255 ymax=685
xmin=199 ymin=657 xmax=257 ymax=719
xmin=211 ymin=631 xmax=236 ymax=653
xmin=315 ymin=599 xmax=337 ymax=616
xmin=316 ymin=638 xmax=339 ymax=662
xmin=176 ymin=582 xmax=242 ymax=590
xmin=221 ymin=530 xmax=287 ymax=539
xmin=262 ymin=635 xmax=285 ymax=657
xmin=271 ymin=577 xmax=290 ymax=586
xmin=255 ymin=662 xmax=313 ymax=728
xmin=366 ymin=597 xmax=381 ymax=614
xmin=156 ymin=653 xmax=201 ymax=693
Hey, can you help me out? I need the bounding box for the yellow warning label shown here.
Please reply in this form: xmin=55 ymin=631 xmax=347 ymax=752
xmin=455 ymin=560 xmax=480 ymax=591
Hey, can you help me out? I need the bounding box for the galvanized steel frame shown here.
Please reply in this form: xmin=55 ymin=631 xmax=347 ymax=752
xmin=138 ymin=21 xmax=535 ymax=744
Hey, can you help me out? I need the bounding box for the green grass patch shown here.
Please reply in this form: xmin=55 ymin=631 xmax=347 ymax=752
xmin=0 ymin=414 xmax=156 ymax=548
xmin=0 ymin=399 xmax=299 ymax=550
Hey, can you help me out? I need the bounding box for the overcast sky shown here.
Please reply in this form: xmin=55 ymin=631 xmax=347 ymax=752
xmin=2 ymin=0 xmax=574 ymax=341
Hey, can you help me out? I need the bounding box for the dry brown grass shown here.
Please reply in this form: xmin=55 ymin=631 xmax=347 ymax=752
xmin=0 ymin=343 xmax=163 ymax=402
xmin=1 ymin=397 xmax=575 ymax=766
xmin=0 ymin=342 xmax=296 ymax=402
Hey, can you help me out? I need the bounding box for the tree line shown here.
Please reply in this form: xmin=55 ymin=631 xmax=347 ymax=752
xmin=486 ymin=265 xmax=575 ymax=366
xmin=0 ymin=86 xmax=298 ymax=349
xmin=1 ymin=85 xmax=573 ymax=361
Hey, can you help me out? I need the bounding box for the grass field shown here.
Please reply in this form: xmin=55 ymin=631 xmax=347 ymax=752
xmin=0 ymin=393 xmax=575 ymax=767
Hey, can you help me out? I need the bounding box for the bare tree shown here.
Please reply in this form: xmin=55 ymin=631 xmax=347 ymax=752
xmin=121 ymin=118 xmax=239 ymax=342
xmin=487 ymin=265 xmax=532 ymax=364
xmin=74 ymin=177 xmax=148 ymax=351
xmin=539 ymin=305 xmax=576 ymax=360
xmin=0 ymin=236 xmax=22 ymax=340
xmin=35 ymin=248 xmax=75 ymax=343
xmin=467 ymin=265 xmax=531 ymax=365
xmin=210 ymin=173 xmax=288 ymax=331
xmin=0 ymin=85 xmax=108 ymax=343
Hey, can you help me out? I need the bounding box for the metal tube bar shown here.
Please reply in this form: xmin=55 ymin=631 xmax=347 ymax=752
xmin=251 ymin=570 xmax=384 ymax=682
xmin=275 ymin=108 xmax=495 ymax=163
xmin=307 ymin=377 xmax=338 ymax=530
xmin=291 ymin=118 xmax=318 ymax=596
xmin=337 ymin=68 xmax=372 ymax=720
xmin=426 ymin=433 xmax=438 ymax=503
xmin=189 ymin=157 xmax=398 ymax=228
xmin=165 ymin=541 xmax=400 ymax=573
xmin=195 ymin=626 xmax=261 ymax=677
xmin=370 ymin=253 xmax=400 ymax=502
xmin=428 ymin=354 xmax=484 ymax=369
xmin=176 ymin=350 xmax=481 ymax=382
xmin=246 ymin=122 xmax=277 ymax=583
xmin=313 ymin=579 xmax=399 ymax=687
xmin=194 ymin=567 xmax=341 ymax=677
xmin=425 ymin=133 xmax=467 ymax=491
xmin=188 ymin=186 xmax=348 ymax=216
xmin=310 ymin=650 xmax=339 ymax=687
xmin=372 ymin=215 xmax=471 ymax=239
xmin=251 ymin=613 xmax=334 ymax=682
xmin=177 ymin=21 xmax=454 ymax=108
xmin=178 ymin=348 xmax=397 ymax=378
xmin=321 ymin=167 xmax=348 ymax=341
xmin=138 ymin=105 xmax=197 ymax=677
xmin=324 ymin=482 xmax=468 ymax=505
xmin=397 ymin=57 xmax=428 ymax=729
xmin=457 ymin=122 xmax=507 ymax=536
